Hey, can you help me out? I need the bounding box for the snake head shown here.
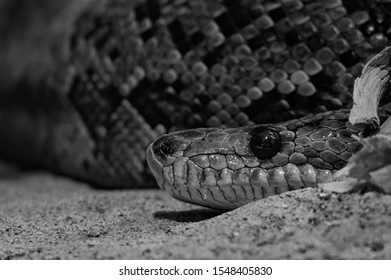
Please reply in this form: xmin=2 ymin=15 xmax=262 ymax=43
xmin=146 ymin=110 xmax=361 ymax=210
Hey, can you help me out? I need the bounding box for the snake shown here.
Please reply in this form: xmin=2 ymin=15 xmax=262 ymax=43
xmin=0 ymin=0 xmax=390 ymax=209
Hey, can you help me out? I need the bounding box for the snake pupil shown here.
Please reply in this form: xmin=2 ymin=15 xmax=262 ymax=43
xmin=250 ymin=129 xmax=281 ymax=160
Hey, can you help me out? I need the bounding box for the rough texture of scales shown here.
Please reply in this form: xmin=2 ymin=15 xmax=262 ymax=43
xmin=0 ymin=0 xmax=390 ymax=188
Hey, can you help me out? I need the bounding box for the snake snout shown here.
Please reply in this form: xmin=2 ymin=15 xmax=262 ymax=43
xmin=146 ymin=130 xmax=197 ymax=189
xmin=146 ymin=134 xmax=175 ymax=188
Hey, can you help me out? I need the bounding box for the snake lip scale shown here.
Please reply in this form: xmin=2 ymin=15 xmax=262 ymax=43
xmin=147 ymin=109 xmax=365 ymax=210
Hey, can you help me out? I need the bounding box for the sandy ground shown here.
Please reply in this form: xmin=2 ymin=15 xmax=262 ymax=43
xmin=0 ymin=161 xmax=391 ymax=260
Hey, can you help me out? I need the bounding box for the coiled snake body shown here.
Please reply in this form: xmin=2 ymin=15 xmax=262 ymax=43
xmin=0 ymin=0 xmax=390 ymax=209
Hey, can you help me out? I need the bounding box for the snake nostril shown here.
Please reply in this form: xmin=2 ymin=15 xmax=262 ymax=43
xmin=159 ymin=141 xmax=173 ymax=156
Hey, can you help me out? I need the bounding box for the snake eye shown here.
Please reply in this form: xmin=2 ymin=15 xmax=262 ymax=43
xmin=250 ymin=128 xmax=281 ymax=160
xmin=159 ymin=141 xmax=173 ymax=156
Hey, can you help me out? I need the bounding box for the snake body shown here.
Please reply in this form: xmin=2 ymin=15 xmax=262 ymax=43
xmin=0 ymin=0 xmax=390 ymax=208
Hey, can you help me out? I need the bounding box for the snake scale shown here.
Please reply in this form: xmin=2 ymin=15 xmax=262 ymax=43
xmin=0 ymin=0 xmax=390 ymax=209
